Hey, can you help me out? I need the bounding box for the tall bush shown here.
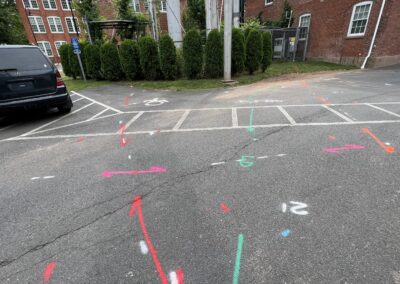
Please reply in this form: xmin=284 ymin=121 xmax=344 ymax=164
xmin=100 ymin=42 xmax=123 ymax=81
xmin=231 ymin=28 xmax=245 ymax=75
xmin=261 ymin=32 xmax=272 ymax=72
xmin=138 ymin=36 xmax=160 ymax=80
xmin=204 ymin=29 xmax=223 ymax=78
xmin=84 ymin=44 xmax=102 ymax=80
xmin=183 ymin=29 xmax=203 ymax=79
xmin=176 ymin=48 xmax=184 ymax=78
xmin=119 ymin=39 xmax=141 ymax=80
xmin=245 ymin=29 xmax=263 ymax=74
xmin=159 ymin=34 xmax=177 ymax=80
xmin=68 ymin=44 xmax=80 ymax=79
xmin=59 ymin=44 xmax=71 ymax=77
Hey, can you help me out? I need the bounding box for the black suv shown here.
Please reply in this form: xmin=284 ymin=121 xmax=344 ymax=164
xmin=0 ymin=45 xmax=73 ymax=115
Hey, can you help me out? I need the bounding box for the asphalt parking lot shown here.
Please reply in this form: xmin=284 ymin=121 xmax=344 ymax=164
xmin=1 ymin=66 xmax=400 ymax=283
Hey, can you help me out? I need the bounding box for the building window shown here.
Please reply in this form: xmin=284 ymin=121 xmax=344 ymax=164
xmin=65 ymin=17 xmax=80 ymax=33
xmin=28 ymin=16 xmax=46 ymax=33
xmin=144 ymin=0 xmax=149 ymax=11
xmin=160 ymin=0 xmax=167 ymax=12
xmin=131 ymin=0 xmax=140 ymax=11
xmin=298 ymin=13 xmax=311 ymax=40
xmin=348 ymin=1 xmax=372 ymax=37
xmin=47 ymin=17 xmax=64 ymax=33
xmin=43 ymin=0 xmax=57 ymax=9
xmin=23 ymin=0 xmax=39 ymax=9
xmin=37 ymin=41 xmax=53 ymax=57
xmin=265 ymin=0 xmax=273 ymax=6
xmin=61 ymin=0 xmax=73 ymax=10
xmin=54 ymin=41 xmax=67 ymax=56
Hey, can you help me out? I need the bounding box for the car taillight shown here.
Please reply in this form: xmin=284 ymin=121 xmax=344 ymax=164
xmin=56 ymin=70 xmax=65 ymax=88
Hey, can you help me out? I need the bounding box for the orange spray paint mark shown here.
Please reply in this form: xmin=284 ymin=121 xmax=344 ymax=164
xmin=362 ymin=128 xmax=395 ymax=153
xmin=328 ymin=135 xmax=336 ymax=141
xmin=220 ymin=202 xmax=231 ymax=213
xmin=43 ymin=262 xmax=56 ymax=283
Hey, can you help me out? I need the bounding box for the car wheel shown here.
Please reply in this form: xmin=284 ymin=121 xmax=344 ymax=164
xmin=58 ymin=96 xmax=73 ymax=114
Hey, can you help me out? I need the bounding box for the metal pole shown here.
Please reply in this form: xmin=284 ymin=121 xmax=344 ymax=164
xmin=77 ymin=52 xmax=86 ymax=81
xmin=223 ymin=0 xmax=232 ymax=81
xmin=68 ymin=0 xmax=79 ymax=38
xmin=84 ymin=15 xmax=93 ymax=44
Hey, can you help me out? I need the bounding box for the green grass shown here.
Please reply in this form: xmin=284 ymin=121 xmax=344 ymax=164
xmin=64 ymin=61 xmax=355 ymax=92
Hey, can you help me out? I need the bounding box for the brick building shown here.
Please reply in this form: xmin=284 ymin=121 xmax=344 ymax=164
xmin=245 ymin=0 xmax=400 ymax=67
xmin=16 ymin=0 xmax=83 ymax=63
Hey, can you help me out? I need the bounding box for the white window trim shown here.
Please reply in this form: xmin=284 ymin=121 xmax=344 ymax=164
xmin=61 ymin=0 xmax=74 ymax=11
xmin=265 ymin=0 xmax=273 ymax=6
xmin=37 ymin=41 xmax=54 ymax=57
xmin=42 ymin=0 xmax=57 ymax=10
xmin=54 ymin=41 xmax=67 ymax=56
xmin=347 ymin=1 xmax=373 ymax=37
xmin=23 ymin=0 xmax=39 ymax=10
xmin=28 ymin=16 xmax=46 ymax=34
xmin=131 ymin=0 xmax=140 ymax=12
xmin=65 ymin=17 xmax=79 ymax=33
xmin=160 ymin=0 xmax=167 ymax=12
xmin=298 ymin=13 xmax=311 ymax=40
xmin=47 ymin=16 xmax=64 ymax=33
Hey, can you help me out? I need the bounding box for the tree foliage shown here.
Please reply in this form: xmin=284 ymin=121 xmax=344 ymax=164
xmin=185 ymin=0 xmax=205 ymax=30
xmin=280 ymin=0 xmax=294 ymax=28
xmin=231 ymin=28 xmax=245 ymax=75
xmin=138 ymin=36 xmax=160 ymax=80
xmin=159 ymin=34 xmax=177 ymax=80
xmin=84 ymin=44 xmax=102 ymax=80
xmin=100 ymin=42 xmax=123 ymax=80
xmin=68 ymin=44 xmax=81 ymax=79
xmin=0 ymin=0 xmax=27 ymax=44
xmin=245 ymin=29 xmax=262 ymax=74
xmin=204 ymin=29 xmax=223 ymax=78
xmin=59 ymin=44 xmax=72 ymax=77
xmin=73 ymin=0 xmax=102 ymax=40
xmin=182 ymin=29 xmax=203 ymax=79
xmin=119 ymin=39 xmax=141 ymax=80
xmin=261 ymin=32 xmax=272 ymax=72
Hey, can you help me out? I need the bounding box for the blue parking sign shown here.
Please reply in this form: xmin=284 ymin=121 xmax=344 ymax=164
xmin=71 ymin=37 xmax=80 ymax=52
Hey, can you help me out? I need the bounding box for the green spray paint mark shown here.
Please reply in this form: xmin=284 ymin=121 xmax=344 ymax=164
xmin=232 ymin=234 xmax=244 ymax=284
xmin=239 ymin=155 xmax=254 ymax=167
xmin=246 ymin=108 xmax=255 ymax=133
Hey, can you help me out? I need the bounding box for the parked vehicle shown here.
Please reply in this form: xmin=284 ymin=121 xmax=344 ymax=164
xmin=0 ymin=45 xmax=72 ymax=116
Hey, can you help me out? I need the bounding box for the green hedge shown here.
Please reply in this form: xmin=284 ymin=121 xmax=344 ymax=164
xmin=159 ymin=34 xmax=177 ymax=80
xmin=84 ymin=44 xmax=102 ymax=80
xmin=68 ymin=44 xmax=80 ymax=79
xmin=231 ymin=28 xmax=245 ymax=75
xmin=120 ymin=39 xmax=141 ymax=80
xmin=183 ymin=29 xmax=203 ymax=79
xmin=261 ymin=32 xmax=272 ymax=73
xmin=59 ymin=44 xmax=71 ymax=77
xmin=138 ymin=36 xmax=160 ymax=80
xmin=100 ymin=42 xmax=123 ymax=81
xmin=245 ymin=29 xmax=263 ymax=74
xmin=205 ymin=29 xmax=223 ymax=78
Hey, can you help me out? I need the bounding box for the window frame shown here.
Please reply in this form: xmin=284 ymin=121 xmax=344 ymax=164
xmin=265 ymin=0 xmax=273 ymax=6
xmin=42 ymin=0 xmax=57 ymax=10
xmin=298 ymin=13 xmax=311 ymax=40
xmin=61 ymin=0 xmax=74 ymax=10
xmin=131 ymin=0 xmax=140 ymax=12
xmin=65 ymin=16 xmax=80 ymax=33
xmin=160 ymin=0 xmax=167 ymax=12
xmin=347 ymin=1 xmax=373 ymax=37
xmin=23 ymin=0 xmax=39 ymax=9
xmin=54 ymin=41 xmax=67 ymax=56
xmin=28 ymin=16 xmax=46 ymax=33
xmin=37 ymin=41 xmax=54 ymax=57
xmin=47 ymin=16 xmax=64 ymax=33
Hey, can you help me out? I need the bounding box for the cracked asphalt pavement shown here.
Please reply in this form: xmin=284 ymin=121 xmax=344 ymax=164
xmin=1 ymin=66 xmax=400 ymax=283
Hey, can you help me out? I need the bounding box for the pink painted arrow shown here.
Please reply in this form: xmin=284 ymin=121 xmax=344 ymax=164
xmin=102 ymin=166 xmax=167 ymax=178
xmin=323 ymin=144 xmax=365 ymax=153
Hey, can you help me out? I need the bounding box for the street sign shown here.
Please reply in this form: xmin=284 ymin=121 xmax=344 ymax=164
xmin=73 ymin=49 xmax=81 ymax=55
xmin=71 ymin=37 xmax=80 ymax=52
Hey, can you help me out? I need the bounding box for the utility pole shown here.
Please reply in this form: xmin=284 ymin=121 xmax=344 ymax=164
xmin=233 ymin=0 xmax=239 ymax=28
xmin=205 ymin=0 xmax=218 ymax=35
xmin=149 ymin=0 xmax=159 ymax=41
xmin=223 ymin=0 xmax=233 ymax=81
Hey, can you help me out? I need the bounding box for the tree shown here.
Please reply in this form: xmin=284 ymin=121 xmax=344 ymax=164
xmin=245 ymin=29 xmax=262 ymax=74
xmin=261 ymin=32 xmax=272 ymax=72
xmin=231 ymin=28 xmax=245 ymax=75
xmin=204 ymin=29 xmax=223 ymax=78
xmin=182 ymin=29 xmax=203 ymax=79
xmin=280 ymin=0 xmax=294 ymax=28
xmin=138 ymin=36 xmax=160 ymax=80
xmin=185 ymin=0 xmax=205 ymax=30
xmin=119 ymin=39 xmax=141 ymax=80
xmin=68 ymin=44 xmax=81 ymax=79
xmin=100 ymin=42 xmax=123 ymax=81
xmin=73 ymin=0 xmax=102 ymax=41
xmin=0 ymin=0 xmax=28 ymax=44
xmin=159 ymin=34 xmax=177 ymax=80
xmin=84 ymin=44 xmax=102 ymax=80
xmin=59 ymin=44 xmax=72 ymax=77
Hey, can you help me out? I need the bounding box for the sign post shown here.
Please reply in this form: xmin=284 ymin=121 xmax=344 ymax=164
xmin=71 ymin=37 xmax=86 ymax=82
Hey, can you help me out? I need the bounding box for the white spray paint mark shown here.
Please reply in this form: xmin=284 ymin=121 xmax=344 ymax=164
xmin=385 ymin=83 xmax=392 ymax=86
xmin=211 ymin=162 xmax=225 ymax=166
xmin=282 ymin=201 xmax=309 ymax=215
xmin=149 ymin=131 xmax=155 ymax=136
xmin=169 ymin=271 xmax=178 ymax=284
xmin=130 ymin=93 xmax=135 ymax=96
xmin=385 ymin=142 xmax=391 ymax=146
xmin=282 ymin=203 xmax=287 ymax=212
xmin=276 ymin=154 xmax=286 ymax=157
xmin=31 ymin=177 xmax=40 ymax=180
xmin=128 ymin=155 xmax=132 ymax=159
xmin=126 ymin=271 xmax=134 ymax=277
xmin=257 ymin=156 xmax=269 ymax=159
xmin=119 ymin=121 xmax=123 ymax=124
xmin=139 ymin=240 xmax=148 ymax=255
xmin=43 ymin=176 xmax=55 ymax=179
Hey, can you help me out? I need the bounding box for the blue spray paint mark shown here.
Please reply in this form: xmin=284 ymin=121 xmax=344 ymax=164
xmin=281 ymin=229 xmax=291 ymax=237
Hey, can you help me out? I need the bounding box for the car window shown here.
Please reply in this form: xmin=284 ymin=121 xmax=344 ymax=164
xmin=0 ymin=48 xmax=52 ymax=71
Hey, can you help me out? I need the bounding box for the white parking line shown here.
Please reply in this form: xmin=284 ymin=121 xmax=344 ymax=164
xmin=173 ymin=110 xmax=191 ymax=130
xmin=19 ymin=102 xmax=94 ymax=137
xmin=232 ymin=108 xmax=238 ymax=127
xmin=322 ymin=105 xmax=353 ymax=122
xmin=365 ymin=103 xmax=400 ymax=118
xmin=0 ymin=123 xmax=18 ymax=132
xmin=71 ymin=91 xmax=123 ymax=114
xmin=277 ymin=106 xmax=296 ymax=125
xmin=87 ymin=108 xmax=109 ymax=121
xmin=122 ymin=111 xmax=145 ymax=132
xmin=72 ymin=97 xmax=84 ymax=103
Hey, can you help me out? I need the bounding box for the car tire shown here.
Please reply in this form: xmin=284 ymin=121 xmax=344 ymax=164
xmin=58 ymin=95 xmax=73 ymax=114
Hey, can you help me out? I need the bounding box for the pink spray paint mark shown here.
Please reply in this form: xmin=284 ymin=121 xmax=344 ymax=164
xmin=119 ymin=124 xmax=128 ymax=147
xmin=323 ymin=144 xmax=365 ymax=153
xmin=102 ymin=166 xmax=167 ymax=178
xmin=129 ymin=196 xmax=169 ymax=284
xmin=176 ymin=268 xmax=184 ymax=284
xmin=76 ymin=137 xmax=85 ymax=143
xmin=220 ymin=202 xmax=231 ymax=213
xmin=124 ymin=96 xmax=129 ymax=106
xmin=43 ymin=262 xmax=56 ymax=283
xmin=328 ymin=135 xmax=336 ymax=141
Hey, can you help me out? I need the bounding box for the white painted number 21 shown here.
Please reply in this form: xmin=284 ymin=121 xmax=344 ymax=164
xmin=282 ymin=201 xmax=309 ymax=215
